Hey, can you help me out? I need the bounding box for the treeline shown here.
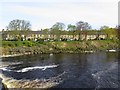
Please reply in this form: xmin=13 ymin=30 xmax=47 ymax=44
xmin=2 ymin=19 xmax=119 ymax=41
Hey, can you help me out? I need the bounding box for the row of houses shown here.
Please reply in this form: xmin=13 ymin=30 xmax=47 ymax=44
xmin=1 ymin=30 xmax=114 ymax=41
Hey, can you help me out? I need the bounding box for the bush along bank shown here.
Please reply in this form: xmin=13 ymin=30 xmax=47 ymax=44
xmin=1 ymin=40 xmax=119 ymax=56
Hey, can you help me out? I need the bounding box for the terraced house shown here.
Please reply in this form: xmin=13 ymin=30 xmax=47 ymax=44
xmin=1 ymin=30 xmax=108 ymax=41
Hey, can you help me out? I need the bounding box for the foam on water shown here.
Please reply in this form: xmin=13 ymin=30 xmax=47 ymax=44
xmin=106 ymin=49 xmax=117 ymax=52
xmin=16 ymin=64 xmax=59 ymax=72
xmin=0 ymin=64 xmax=59 ymax=72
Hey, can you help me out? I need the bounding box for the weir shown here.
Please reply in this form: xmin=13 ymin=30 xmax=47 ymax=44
xmin=0 ymin=70 xmax=65 ymax=89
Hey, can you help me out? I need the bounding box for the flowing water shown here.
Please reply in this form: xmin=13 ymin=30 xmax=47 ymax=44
xmin=0 ymin=52 xmax=119 ymax=89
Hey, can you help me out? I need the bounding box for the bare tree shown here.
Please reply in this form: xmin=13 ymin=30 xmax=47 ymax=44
xmin=6 ymin=19 xmax=31 ymax=40
xmin=7 ymin=19 xmax=31 ymax=31
xmin=76 ymin=21 xmax=91 ymax=40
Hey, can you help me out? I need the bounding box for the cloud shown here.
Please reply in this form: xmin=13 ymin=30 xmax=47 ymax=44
xmin=13 ymin=2 xmax=117 ymax=22
xmin=0 ymin=0 xmax=118 ymax=30
xmin=0 ymin=0 xmax=119 ymax=3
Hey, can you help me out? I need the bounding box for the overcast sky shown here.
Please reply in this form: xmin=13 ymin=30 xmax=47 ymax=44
xmin=0 ymin=0 xmax=119 ymax=30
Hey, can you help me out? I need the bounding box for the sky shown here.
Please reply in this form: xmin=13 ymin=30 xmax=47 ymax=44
xmin=0 ymin=0 xmax=119 ymax=30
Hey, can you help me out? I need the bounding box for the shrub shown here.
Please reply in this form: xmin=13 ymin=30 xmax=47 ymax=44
xmin=8 ymin=43 xmax=15 ymax=47
xmin=22 ymin=41 xmax=34 ymax=47
xmin=2 ymin=41 xmax=15 ymax=47
xmin=14 ymin=41 xmax=23 ymax=47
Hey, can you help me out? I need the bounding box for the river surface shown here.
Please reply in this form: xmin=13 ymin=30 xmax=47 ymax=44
xmin=0 ymin=52 xmax=119 ymax=89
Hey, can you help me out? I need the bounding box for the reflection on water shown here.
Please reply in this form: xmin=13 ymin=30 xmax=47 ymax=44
xmin=0 ymin=52 xmax=118 ymax=88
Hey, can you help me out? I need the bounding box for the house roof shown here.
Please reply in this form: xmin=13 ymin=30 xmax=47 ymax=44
xmin=1 ymin=30 xmax=106 ymax=35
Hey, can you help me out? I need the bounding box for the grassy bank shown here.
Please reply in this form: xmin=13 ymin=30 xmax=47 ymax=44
xmin=1 ymin=40 xmax=119 ymax=56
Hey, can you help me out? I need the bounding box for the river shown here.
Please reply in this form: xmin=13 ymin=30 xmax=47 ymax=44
xmin=0 ymin=52 xmax=119 ymax=89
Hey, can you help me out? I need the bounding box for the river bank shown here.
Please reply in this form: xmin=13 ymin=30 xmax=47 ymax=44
xmin=1 ymin=40 xmax=119 ymax=57
xmin=1 ymin=49 xmax=119 ymax=58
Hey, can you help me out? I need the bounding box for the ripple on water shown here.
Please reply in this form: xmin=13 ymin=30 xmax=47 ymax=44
xmin=92 ymin=62 xmax=118 ymax=88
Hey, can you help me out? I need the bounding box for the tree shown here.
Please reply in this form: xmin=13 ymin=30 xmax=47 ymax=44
xmin=76 ymin=21 xmax=91 ymax=40
xmin=67 ymin=24 xmax=76 ymax=31
xmin=51 ymin=22 xmax=65 ymax=31
xmin=50 ymin=28 xmax=62 ymax=40
xmin=67 ymin=24 xmax=76 ymax=39
xmin=7 ymin=19 xmax=31 ymax=31
xmin=116 ymin=25 xmax=120 ymax=40
xmin=100 ymin=26 xmax=117 ymax=40
xmin=42 ymin=28 xmax=49 ymax=39
xmin=76 ymin=21 xmax=91 ymax=31
xmin=100 ymin=26 xmax=109 ymax=30
xmin=50 ymin=22 xmax=65 ymax=40
xmin=6 ymin=19 xmax=32 ymax=40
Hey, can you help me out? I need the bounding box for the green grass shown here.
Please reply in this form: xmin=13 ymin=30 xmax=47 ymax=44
xmin=2 ymin=41 xmax=36 ymax=47
xmin=1 ymin=40 xmax=119 ymax=55
xmin=2 ymin=40 xmax=119 ymax=50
